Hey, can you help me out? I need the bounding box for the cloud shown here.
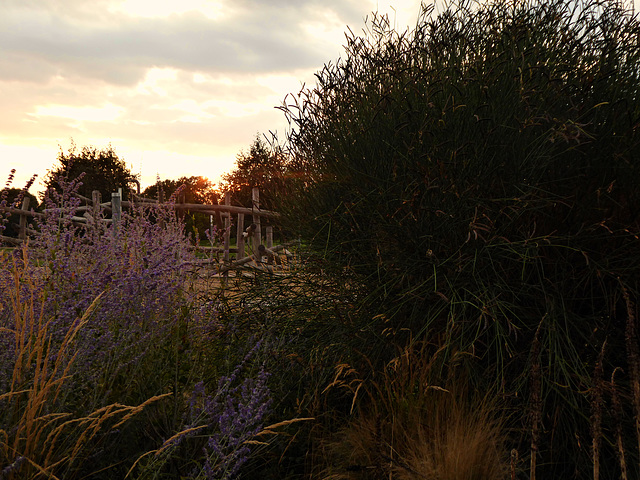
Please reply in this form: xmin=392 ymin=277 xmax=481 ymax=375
xmin=0 ymin=0 xmax=369 ymax=87
xmin=0 ymin=0 xmax=426 ymax=192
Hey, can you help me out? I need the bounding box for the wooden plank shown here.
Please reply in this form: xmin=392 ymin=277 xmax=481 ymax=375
xmin=216 ymin=242 xmax=296 ymax=274
xmin=0 ymin=235 xmax=23 ymax=245
xmin=118 ymin=201 xmax=280 ymax=218
xmin=192 ymin=246 xmax=239 ymax=253
xmin=266 ymin=225 xmax=273 ymax=249
xmin=0 ymin=207 xmax=44 ymax=219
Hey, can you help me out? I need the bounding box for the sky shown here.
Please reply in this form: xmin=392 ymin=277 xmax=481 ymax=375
xmin=1 ymin=0 xmax=426 ymax=195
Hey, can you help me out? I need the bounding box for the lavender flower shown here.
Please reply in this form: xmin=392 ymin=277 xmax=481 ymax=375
xmin=181 ymin=342 xmax=272 ymax=480
xmin=0 ymin=455 xmax=26 ymax=479
xmin=0 ymin=170 xmax=197 ymax=401
xmin=0 ymin=168 xmax=265 ymax=479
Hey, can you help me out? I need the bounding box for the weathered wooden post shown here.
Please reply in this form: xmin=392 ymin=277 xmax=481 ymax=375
xmin=266 ymin=225 xmax=273 ymax=249
xmin=223 ymin=192 xmax=231 ymax=264
xmin=252 ymin=187 xmax=261 ymax=256
xmin=236 ymin=213 xmax=245 ymax=260
xmin=18 ymin=197 xmax=29 ymax=242
xmin=111 ymin=189 xmax=122 ymax=234
xmin=92 ymin=190 xmax=102 ymax=220
xmin=90 ymin=190 xmax=102 ymax=241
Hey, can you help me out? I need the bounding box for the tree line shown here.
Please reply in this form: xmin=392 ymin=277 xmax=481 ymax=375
xmin=3 ymin=134 xmax=289 ymax=241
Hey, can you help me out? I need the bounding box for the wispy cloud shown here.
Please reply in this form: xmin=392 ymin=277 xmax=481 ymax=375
xmin=0 ymin=0 xmax=423 ymax=192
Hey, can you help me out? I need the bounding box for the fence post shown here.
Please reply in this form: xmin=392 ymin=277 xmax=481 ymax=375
xmin=112 ymin=190 xmax=121 ymax=234
xmin=18 ymin=197 xmax=30 ymax=241
xmin=224 ymin=192 xmax=230 ymax=264
xmin=236 ymin=213 xmax=245 ymax=260
xmin=92 ymin=190 xmax=102 ymax=218
xmin=252 ymin=187 xmax=261 ymax=256
xmin=266 ymin=226 xmax=273 ymax=249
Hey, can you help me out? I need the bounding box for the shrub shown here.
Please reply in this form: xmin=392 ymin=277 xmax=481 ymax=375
xmin=1 ymin=172 xmax=193 ymax=403
xmin=280 ymin=0 xmax=640 ymax=477
xmin=0 ymin=170 xmax=275 ymax=479
xmin=0 ymin=248 xmax=171 ymax=479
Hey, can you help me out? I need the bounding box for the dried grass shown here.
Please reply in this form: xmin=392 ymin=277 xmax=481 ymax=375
xmin=621 ymin=281 xmax=640 ymax=474
xmin=611 ymin=367 xmax=628 ymax=480
xmin=319 ymin=343 xmax=509 ymax=480
xmin=0 ymin=248 xmax=171 ymax=478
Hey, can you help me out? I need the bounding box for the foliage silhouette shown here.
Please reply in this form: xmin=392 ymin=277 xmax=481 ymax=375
xmin=44 ymin=141 xmax=139 ymax=201
xmin=222 ymin=135 xmax=287 ymax=212
xmin=279 ymin=0 xmax=640 ymax=477
xmin=142 ymin=175 xmax=218 ymax=241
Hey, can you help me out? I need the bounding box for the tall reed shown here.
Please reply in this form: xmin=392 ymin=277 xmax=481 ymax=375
xmin=611 ymin=367 xmax=629 ymax=480
xmin=621 ymin=282 xmax=640 ymax=474
xmin=279 ymin=0 xmax=640 ymax=474
xmin=591 ymin=341 xmax=606 ymax=480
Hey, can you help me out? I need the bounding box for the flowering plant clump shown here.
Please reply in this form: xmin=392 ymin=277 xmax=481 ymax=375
xmin=136 ymin=340 xmax=273 ymax=480
xmin=187 ymin=345 xmax=272 ymax=480
xmin=0 ymin=169 xmax=277 ymax=479
xmin=0 ymin=172 xmax=194 ymax=401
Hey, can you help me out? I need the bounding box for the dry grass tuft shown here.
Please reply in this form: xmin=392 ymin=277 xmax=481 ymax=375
xmin=319 ymin=342 xmax=510 ymax=480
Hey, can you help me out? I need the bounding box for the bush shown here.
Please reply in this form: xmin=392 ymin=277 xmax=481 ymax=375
xmin=0 ymin=171 xmax=274 ymax=479
xmin=280 ymin=0 xmax=640 ymax=477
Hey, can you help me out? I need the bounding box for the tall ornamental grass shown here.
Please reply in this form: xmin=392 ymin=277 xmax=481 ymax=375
xmin=279 ymin=0 xmax=640 ymax=477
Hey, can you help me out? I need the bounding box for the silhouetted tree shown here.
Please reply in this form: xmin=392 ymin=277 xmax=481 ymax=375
xmin=143 ymin=176 xmax=218 ymax=205
xmin=221 ymin=135 xmax=286 ymax=211
xmin=142 ymin=176 xmax=219 ymax=241
xmin=44 ymin=141 xmax=139 ymax=201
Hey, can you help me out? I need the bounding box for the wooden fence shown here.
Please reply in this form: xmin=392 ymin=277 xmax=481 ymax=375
xmin=0 ymin=187 xmax=294 ymax=272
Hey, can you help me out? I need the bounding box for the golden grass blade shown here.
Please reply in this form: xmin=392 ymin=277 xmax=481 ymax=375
xmin=253 ymin=417 xmax=316 ymax=440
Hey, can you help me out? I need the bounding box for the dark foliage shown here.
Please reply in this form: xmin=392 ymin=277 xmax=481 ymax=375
xmin=142 ymin=176 xmax=218 ymax=240
xmin=221 ymin=135 xmax=288 ymax=212
xmin=0 ymin=188 xmax=39 ymax=238
xmin=143 ymin=176 xmax=218 ymax=205
xmin=44 ymin=141 xmax=139 ymax=201
xmin=279 ymin=0 xmax=640 ymax=477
